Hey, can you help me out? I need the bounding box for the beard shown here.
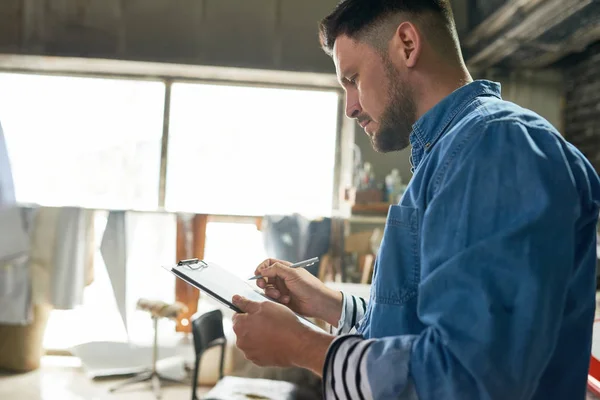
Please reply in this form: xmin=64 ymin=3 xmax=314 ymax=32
xmin=370 ymin=59 xmax=417 ymax=153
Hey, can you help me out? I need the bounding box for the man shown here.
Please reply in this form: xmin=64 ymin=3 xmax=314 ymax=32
xmin=231 ymin=0 xmax=600 ymax=398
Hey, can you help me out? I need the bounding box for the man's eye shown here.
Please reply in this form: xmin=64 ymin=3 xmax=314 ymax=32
xmin=349 ymin=76 xmax=358 ymax=85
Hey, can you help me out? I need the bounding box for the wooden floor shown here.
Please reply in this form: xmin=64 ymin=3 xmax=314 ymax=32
xmin=0 ymin=356 xmax=211 ymax=400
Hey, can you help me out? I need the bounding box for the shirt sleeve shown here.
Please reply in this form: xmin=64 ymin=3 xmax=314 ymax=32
xmin=322 ymin=335 xmax=377 ymax=399
xmin=330 ymin=292 xmax=367 ymax=335
xmin=321 ymin=121 xmax=588 ymax=399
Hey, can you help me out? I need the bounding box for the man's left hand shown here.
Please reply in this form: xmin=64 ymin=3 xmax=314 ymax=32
xmin=232 ymin=295 xmax=312 ymax=368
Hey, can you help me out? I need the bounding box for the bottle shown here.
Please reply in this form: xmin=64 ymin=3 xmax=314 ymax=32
xmin=367 ymin=163 xmax=376 ymax=189
xmin=385 ymin=169 xmax=403 ymax=203
xmin=360 ymin=162 xmax=375 ymax=190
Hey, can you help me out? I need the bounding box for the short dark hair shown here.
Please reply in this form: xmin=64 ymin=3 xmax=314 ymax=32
xmin=319 ymin=0 xmax=457 ymax=56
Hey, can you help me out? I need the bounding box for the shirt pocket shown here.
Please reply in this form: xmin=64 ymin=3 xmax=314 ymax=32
xmin=373 ymin=205 xmax=421 ymax=305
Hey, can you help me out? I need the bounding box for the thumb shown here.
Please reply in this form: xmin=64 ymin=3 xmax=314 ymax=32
xmin=232 ymin=295 xmax=260 ymax=314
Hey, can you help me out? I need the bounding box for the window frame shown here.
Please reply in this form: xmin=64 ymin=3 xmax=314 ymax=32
xmin=0 ymin=55 xmax=353 ymax=218
xmin=160 ymin=77 xmax=346 ymax=216
xmin=0 ymin=55 xmax=355 ymax=344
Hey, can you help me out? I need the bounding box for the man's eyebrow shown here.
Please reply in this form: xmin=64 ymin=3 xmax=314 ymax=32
xmin=337 ymin=71 xmax=354 ymax=87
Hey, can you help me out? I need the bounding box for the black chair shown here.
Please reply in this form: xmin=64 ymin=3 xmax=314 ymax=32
xmin=191 ymin=309 xmax=227 ymax=400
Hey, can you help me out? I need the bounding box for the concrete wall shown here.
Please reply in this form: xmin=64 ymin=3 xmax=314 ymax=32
xmin=487 ymin=70 xmax=564 ymax=132
xmin=563 ymin=42 xmax=600 ymax=175
xmin=0 ymin=0 xmax=339 ymax=73
xmin=0 ymin=0 xmax=470 ymax=75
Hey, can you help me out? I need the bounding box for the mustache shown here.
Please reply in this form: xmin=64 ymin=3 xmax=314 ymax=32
xmin=356 ymin=115 xmax=371 ymax=124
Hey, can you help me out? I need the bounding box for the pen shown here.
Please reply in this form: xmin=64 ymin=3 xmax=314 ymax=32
xmin=248 ymin=257 xmax=319 ymax=280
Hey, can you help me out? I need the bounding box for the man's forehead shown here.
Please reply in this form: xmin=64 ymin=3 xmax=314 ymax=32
xmin=333 ymin=36 xmax=361 ymax=79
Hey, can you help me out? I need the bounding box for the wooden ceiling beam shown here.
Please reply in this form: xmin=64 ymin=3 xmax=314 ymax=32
xmin=463 ymin=0 xmax=544 ymax=49
xmin=522 ymin=25 xmax=600 ymax=68
xmin=466 ymin=0 xmax=593 ymax=69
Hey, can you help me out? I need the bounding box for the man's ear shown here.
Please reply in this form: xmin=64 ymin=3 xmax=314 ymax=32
xmin=390 ymin=21 xmax=422 ymax=68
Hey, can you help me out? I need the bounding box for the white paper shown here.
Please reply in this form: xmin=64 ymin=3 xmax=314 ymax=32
xmin=164 ymin=260 xmax=324 ymax=332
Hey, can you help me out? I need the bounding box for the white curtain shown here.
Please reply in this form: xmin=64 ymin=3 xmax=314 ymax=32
xmin=0 ymin=207 xmax=31 ymax=325
xmin=100 ymin=211 xmax=176 ymax=343
xmin=50 ymin=207 xmax=94 ymax=309
xmin=101 ymin=211 xmax=128 ymax=333
xmin=0 ymin=122 xmax=15 ymax=206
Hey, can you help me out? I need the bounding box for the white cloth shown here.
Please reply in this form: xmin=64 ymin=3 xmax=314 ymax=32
xmin=0 ymin=206 xmax=29 ymax=263
xmin=100 ymin=210 xmax=128 ymax=332
xmin=50 ymin=207 xmax=94 ymax=309
xmin=29 ymin=207 xmax=93 ymax=309
xmin=0 ymin=259 xmax=32 ymax=325
xmin=0 ymin=206 xmax=32 ymax=324
xmin=100 ymin=211 xmax=176 ymax=340
xmin=29 ymin=207 xmax=60 ymax=306
xmin=0 ymin=263 xmax=10 ymax=296
xmin=0 ymin=121 xmax=15 ymax=206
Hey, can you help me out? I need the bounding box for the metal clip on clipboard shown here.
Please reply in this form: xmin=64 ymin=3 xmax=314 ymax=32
xmin=177 ymin=258 xmax=208 ymax=270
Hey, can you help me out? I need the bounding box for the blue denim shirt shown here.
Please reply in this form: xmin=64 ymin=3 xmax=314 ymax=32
xmin=348 ymin=80 xmax=600 ymax=399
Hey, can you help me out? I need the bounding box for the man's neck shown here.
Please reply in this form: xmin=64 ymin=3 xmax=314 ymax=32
xmin=415 ymin=68 xmax=473 ymax=120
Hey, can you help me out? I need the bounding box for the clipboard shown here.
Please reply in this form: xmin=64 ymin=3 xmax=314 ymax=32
xmin=163 ymin=258 xmax=325 ymax=332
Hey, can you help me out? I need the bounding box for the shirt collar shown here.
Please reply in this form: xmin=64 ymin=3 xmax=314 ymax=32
xmin=409 ymin=80 xmax=502 ymax=172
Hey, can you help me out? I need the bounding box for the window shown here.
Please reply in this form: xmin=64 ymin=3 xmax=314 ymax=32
xmin=203 ymin=221 xmax=268 ymax=279
xmin=0 ymin=68 xmax=343 ymax=350
xmin=166 ymin=83 xmax=340 ymax=217
xmin=0 ymin=73 xmax=165 ymax=210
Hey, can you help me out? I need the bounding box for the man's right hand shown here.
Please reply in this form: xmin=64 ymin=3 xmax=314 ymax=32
xmin=254 ymin=258 xmax=343 ymax=326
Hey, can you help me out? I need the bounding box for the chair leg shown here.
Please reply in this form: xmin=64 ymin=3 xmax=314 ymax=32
xmin=191 ymin=358 xmax=200 ymax=400
xmin=219 ymin=343 xmax=225 ymax=380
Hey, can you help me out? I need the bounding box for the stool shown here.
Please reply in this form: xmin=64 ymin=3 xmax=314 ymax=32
xmin=109 ymin=299 xmax=188 ymax=399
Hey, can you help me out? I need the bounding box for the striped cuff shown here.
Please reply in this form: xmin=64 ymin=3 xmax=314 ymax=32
xmin=333 ymin=293 xmax=367 ymax=335
xmin=323 ymin=335 xmax=375 ymax=400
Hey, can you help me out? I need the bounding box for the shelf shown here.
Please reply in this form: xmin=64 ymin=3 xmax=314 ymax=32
xmin=348 ymin=215 xmax=387 ymax=224
xmin=351 ymin=202 xmax=391 ymax=215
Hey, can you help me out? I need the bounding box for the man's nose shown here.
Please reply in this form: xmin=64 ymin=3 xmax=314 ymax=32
xmin=345 ymin=93 xmax=361 ymax=119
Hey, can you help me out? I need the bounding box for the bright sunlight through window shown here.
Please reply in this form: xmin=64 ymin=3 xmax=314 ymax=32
xmin=166 ymin=83 xmax=340 ymax=217
xmin=204 ymin=222 xmax=268 ymax=279
xmin=0 ymin=73 xmax=165 ymax=210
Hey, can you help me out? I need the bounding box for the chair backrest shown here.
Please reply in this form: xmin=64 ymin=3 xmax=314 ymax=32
xmin=190 ymin=309 xmax=226 ymax=400
xmin=191 ymin=309 xmax=225 ymax=356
